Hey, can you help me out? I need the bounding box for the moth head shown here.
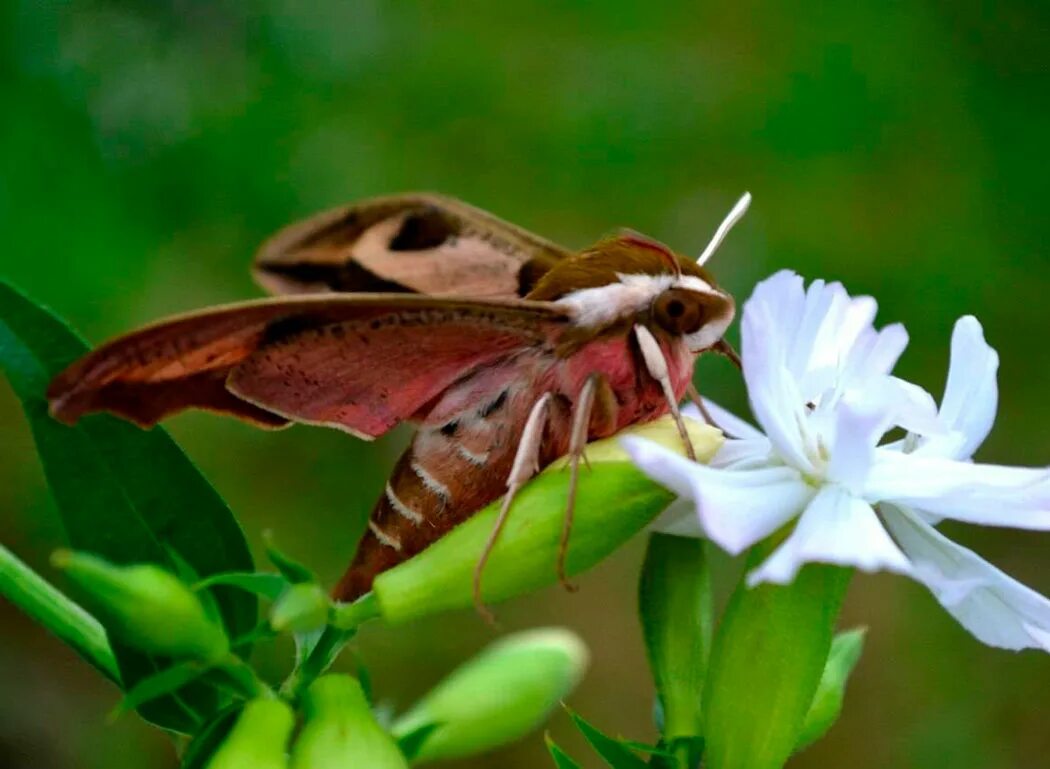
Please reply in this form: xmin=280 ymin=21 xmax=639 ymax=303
xmin=534 ymin=193 xmax=749 ymax=353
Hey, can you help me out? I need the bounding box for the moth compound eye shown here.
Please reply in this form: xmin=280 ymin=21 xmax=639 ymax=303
xmin=653 ymin=289 xmax=707 ymax=335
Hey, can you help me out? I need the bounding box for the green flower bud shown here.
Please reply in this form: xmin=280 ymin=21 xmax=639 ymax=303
xmin=291 ymin=674 xmax=408 ymax=769
xmin=52 ymin=550 xmax=227 ymax=661
xmin=370 ymin=418 xmax=721 ymax=624
xmin=702 ymin=540 xmax=851 ymax=769
xmin=270 ymin=582 xmax=330 ymax=634
xmin=392 ymin=628 xmax=589 ymax=763
xmin=206 ymin=698 xmax=294 ymax=769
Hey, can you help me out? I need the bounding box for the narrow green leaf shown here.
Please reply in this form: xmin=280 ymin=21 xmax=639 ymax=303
xmin=702 ymin=546 xmax=851 ymax=769
xmin=195 ymin=572 xmax=290 ymax=601
xmin=0 ymin=543 xmax=119 ymax=683
xmin=795 ymin=628 xmax=866 ymax=751
xmin=200 ymin=657 xmax=270 ymax=700
xmin=617 ymin=739 xmax=675 ymax=758
xmin=638 ymin=533 xmax=711 ymax=742
xmin=113 ymin=661 xmax=206 ymax=718
xmin=396 ymin=722 xmax=441 ymax=762
xmin=0 ymin=282 xmax=256 ymax=731
xmin=264 ymin=533 xmax=316 ymax=584
xmin=546 ymin=734 xmax=584 ymax=769
xmin=230 ymin=621 xmax=278 ymax=652
xmin=179 ymin=706 xmax=242 ymax=769
xmin=567 ymin=707 xmax=648 ymax=769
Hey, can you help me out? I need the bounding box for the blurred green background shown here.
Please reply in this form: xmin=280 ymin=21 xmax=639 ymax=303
xmin=2 ymin=1 xmax=1047 ymax=767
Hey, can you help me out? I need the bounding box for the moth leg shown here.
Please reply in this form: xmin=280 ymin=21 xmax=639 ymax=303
xmin=686 ymin=382 xmax=718 ymax=427
xmin=634 ymin=324 xmax=696 ymax=461
xmin=473 ymin=392 xmax=553 ymax=624
xmin=558 ymin=373 xmax=617 ymax=592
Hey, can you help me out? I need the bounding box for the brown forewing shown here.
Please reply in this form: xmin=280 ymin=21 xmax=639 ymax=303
xmin=253 ymin=193 xmax=571 ymax=299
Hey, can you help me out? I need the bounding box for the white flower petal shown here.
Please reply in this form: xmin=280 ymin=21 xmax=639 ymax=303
xmin=748 ymin=485 xmax=912 ymax=586
xmin=620 ymin=436 xmax=700 ymax=499
xmin=867 ymin=451 xmax=1050 ymax=529
xmin=740 ymin=339 xmax=814 ymax=473
xmin=881 ymin=504 xmax=1050 ymax=652
xmin=826 ymin=400 xmax=884 ymax=492
xmin=682 ymin=399 xmax=765 ymax=441
xmin=880 ymin=377 xmax=942 ymax=436
xmin=710 ymin=437 xmax=774 ymax=471
xmin=937 ymin=316 xmax=999 ymax=459
xmin=622 ymin=437 xmax=812 ymax=554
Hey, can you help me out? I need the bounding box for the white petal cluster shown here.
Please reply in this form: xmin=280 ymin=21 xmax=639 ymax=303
xmin=623 ymin=271 xmax=1050 ymax=652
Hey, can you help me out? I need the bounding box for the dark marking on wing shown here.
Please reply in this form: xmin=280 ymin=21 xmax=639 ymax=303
xmin=517 ymin=258 xmax=552 ymax=296
xmin=260 ymin=261 xmax=411 ymax=294
xmin=389 ymin=207 xmax=459 ymax=251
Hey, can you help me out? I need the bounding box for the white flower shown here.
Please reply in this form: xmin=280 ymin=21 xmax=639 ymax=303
xmin=624 ymin=271 xmax=1050 ymax=652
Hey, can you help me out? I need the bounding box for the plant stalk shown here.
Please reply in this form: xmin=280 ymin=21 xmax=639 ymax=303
xmin=0 ymin=543 xmax=120 ymax=683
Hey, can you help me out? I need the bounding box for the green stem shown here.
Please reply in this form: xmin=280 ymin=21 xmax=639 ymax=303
xmin=0 ymin=543 xmax=120 ymax=683
xmin=639 ymin=533 xmax=713 ymax=768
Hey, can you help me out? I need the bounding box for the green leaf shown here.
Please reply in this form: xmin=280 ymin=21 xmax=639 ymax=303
xmin=795 ymin=628 xmax=866 ymax=751
xmin=0 ymin=542 xmax=119 ymax=683
xmin=196 ymin=572 xmax=290 ymax=602
xmin=179 ymin=706 xmax=242 ymax=769
xmin=567 ymin=707 xmax=648 ymax=769
xmin=113 ymin=661 xmax=206 ymax=718
xmin=230 ymin=621 xmax=278 ymax=652
xmin=546 ymin=734 xmax=584 ymax=769
xmin=702 ymin=543 xmax=851 ymax=769
xmin=0 ymin=282 xmax=256 ymax=731
xmin=395 ymin=722 xmax=441 ymax=762
xmin=638 ymin=533 xmax=711 ymax=741
xmin=264 ymin=533 xmax=316 ymax=584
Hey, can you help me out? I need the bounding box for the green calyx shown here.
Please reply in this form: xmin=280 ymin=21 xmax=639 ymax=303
xmin=291 ymin=674 xmax=408 ymax=769
xmin=205 ymin=698 xmax=294 ymax=769
xmin=52 ymin=550 xmax=228 ymax=662
xmin=365 ymin=419 xmax=721 ymax=625
xmin=392 ymin=628 xmax=590 ymax=763
xmin=270 ymin=582 xmax=330 ymax=634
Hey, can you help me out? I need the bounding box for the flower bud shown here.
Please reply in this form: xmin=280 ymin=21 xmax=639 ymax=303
xmin=270 ymin=582 xmax=330 ymax=634
xmin=291 ymin=674 xmax=408 ymax=769
xmin=392 ymin=628 xmax=589 ymax=763
xmin=52 ymin=550 xmax=227 ymax=661
xmin=205 ymin=698 xmax=294 ymax=769
xmin=371 ymin=418 xmax=721 ymax=624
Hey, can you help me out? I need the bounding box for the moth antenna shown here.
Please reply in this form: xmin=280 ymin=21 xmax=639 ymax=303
xmin=634 ymin=325 xmax=696 ymax=461
xmin=473 ymin=393 xmax=552 ymax=625
xmin=697 ymin=192 xmax=752 ymax=266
